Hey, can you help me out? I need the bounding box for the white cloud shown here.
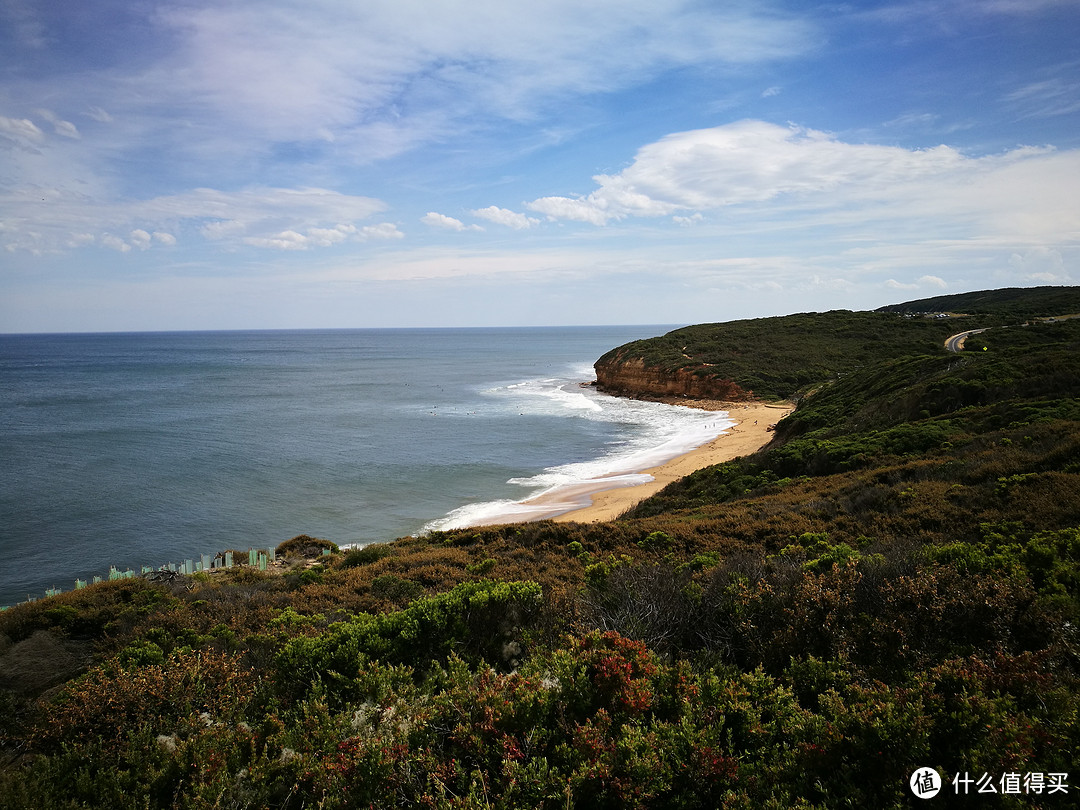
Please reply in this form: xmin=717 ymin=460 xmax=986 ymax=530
xmin=312 ymin=245 xmax=620 ymax=283
xmin=0 ymin=186 xmax=392 ymax=254
xmin=66 ymin=233 xmax=96 ymax=248
xmin=125 ymin=228 xmax=176 ymax=250
xmin=101 ymin=234 xmax=131 ymax=253
xmin=148 ymin=1 xmax=815 ymax=147
xmin=0 ymin=115 xmax=44 ymax=146
xmin=422 ymin=212 xmax=483 ymax=232
xmin=761 ymin=86 xmax=781 ymax=98
xmin=885 ymin=279 xmax=919 ymax=290
xmin=1009 ymin=246 xmax=1069 ymax=282
xmin=522 ymin=120 xmax=1080 ymax=249
xmin=243 ymin=230 xmax=309 ymax=251
xmin=527 ymin=196 xmax=624 ymax=225
xmin=359 ymin=223 xmax=405 ymax=241
xmin=885 ymin=274 xmax=949 ymax=291
xmin=129 ymin=229 xmax=152 ymax=249
xmin=527 ymin=121 xmax=974 ymax=222
xmin=470 ymin=206 xmax=539 ymax=229
xmin=243 ymin=222 xmax=403 ymax=250
xmin=673 ymin=213 xmax=704 ymax=226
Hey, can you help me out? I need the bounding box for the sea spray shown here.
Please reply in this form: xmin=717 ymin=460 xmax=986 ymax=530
xmin=424 ymin=377 xmax=733 ymax=530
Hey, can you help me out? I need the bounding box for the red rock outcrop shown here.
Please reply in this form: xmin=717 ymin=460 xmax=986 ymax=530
xmin=594 ymin=355 xmax=751 ymax=401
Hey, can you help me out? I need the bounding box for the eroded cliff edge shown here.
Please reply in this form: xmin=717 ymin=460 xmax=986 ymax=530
xmin=588 ymin=309 xmax=1009 ymax=404
xmin=594 ymin=350 xmax=752 ymax=401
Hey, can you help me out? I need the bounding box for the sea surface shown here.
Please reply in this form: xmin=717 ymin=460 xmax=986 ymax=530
xmin=0 ymin=327 xmax=735 ymax=606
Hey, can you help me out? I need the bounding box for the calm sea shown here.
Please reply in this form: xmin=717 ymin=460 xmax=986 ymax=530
xmin=0 ymin=327 xmax=735 ymax=606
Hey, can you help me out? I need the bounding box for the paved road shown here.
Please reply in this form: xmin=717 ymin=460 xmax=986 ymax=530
xmin=945 ymin=315 xmax=1078 ymax=353
xmin=945 ymin=328 xmax=989 ymax=353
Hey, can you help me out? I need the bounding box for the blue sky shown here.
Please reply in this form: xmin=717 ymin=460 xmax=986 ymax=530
xmin=2 ymin=0 xmax=1078 ymax=332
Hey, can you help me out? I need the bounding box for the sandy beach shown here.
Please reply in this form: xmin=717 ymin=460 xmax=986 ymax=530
xmin=527 ymin=399 xmax=794 ymax=524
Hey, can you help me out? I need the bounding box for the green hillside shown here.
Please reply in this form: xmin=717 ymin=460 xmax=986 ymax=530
xmin=598 ymin=310 xmax=966 ymax=400
xmin=598 ymin=285 xmax=1080 ymax=401
xmin=2 ymin=288 xmax=1079 ymax=808
xmin=876 ymin=284 xmax=1080 ymax=319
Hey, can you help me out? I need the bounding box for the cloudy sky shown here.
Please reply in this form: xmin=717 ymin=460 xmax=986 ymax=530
xmin=2 ymin=0 xmax=1078 ymax=332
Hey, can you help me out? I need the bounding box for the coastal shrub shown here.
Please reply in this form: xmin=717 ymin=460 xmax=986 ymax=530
xmin=467 ymin=557 xmax=498 ymax=575
xmin=680 ymin=551 xmax=720 ymax=572
xmin=11 ymin=631 xmax=1078 ymax=810
xmin=0 ymin=578 xmax=173 ymax=646
xmin=338 ymin=543 xmax=394 ymax=568
xmin=579 ymin=563 xmax=697 ymax=656
xmin=116 ymin=638 xmax=166 ymax=669
xmin=33 ymin=649 xmax=260 ymax=754
xmin=369 ymin=573 xmax=423 ymax=605
xmin=276 ymin=580 xmax=543 ymax=701
xmin=275 ymin=534 xmax=338 ymax=559
xmin=219 ymin=564 xmax=275 ymax=585
xmin=371 ymin=544 xmax=473 ymax=593
xmin=637 ymin=530 xmax=673 ymax=551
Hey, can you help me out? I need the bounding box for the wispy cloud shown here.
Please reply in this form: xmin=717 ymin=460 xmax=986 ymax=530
xmin=53 ymin=1 xmax=814 ymax=155
xmin=0 ymin=186 xmax=397 ymax=254
xmin=0 ymin=1 xmax=820 ymax=257
xmin=858 ymin=0 xmax=1080 ymax=25
xmin=34 ymin=109 xmax=80 ymax=139
xmin=0 ymin=115 xmax=45 ymax=147
xmin=1004 ymin=77 xmax=1080 ymax=118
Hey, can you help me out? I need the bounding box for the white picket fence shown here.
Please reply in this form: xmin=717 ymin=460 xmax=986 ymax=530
xmin=2 ymin=545 xmax=285 ymax=610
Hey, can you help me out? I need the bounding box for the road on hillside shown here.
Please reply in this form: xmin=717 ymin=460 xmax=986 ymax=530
xmin=945 ymin=328 xmax=989 ymax=353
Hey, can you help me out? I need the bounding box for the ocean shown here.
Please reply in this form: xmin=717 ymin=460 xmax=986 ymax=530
xmin=0 ymin=327 xmax=735 ymax=606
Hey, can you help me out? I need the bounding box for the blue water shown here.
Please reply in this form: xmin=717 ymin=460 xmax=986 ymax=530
xmin=0 ymin=327 xmax=734 ymax=606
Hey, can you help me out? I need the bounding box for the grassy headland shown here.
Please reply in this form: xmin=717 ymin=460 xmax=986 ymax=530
xmin=2 ymin=286 xmax=1079 ymax=808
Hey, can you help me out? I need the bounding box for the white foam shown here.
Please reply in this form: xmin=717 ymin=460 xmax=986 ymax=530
xmin=423 ymin=367 xmax=736 ymax=532
xmin=486 ymin=376 xmax=602 ymax=413
xmin=424 ymin=472 xmax=657 ymax=530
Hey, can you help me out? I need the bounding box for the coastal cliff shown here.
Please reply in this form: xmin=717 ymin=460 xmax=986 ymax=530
xmin=594 ymin=351 xmax=751 ymax=401
xmin=591 ymin=306 xmax=1040 ymax=402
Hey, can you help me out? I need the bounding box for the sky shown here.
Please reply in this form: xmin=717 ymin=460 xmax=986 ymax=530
xmin=1 ymin=0 xmax=1079 ymax=332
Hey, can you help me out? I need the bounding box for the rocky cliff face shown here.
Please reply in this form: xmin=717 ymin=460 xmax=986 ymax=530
xmin=594 ymin=355 xmax=751 ymax=401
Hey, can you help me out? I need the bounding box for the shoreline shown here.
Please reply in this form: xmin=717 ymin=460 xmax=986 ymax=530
xmin=547 ymin=399 xmax=793 ymax=522
xmin=459 ymin=399 xmax=793 ymax=528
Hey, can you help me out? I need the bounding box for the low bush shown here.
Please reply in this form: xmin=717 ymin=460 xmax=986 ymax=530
xmin=275 ymin=534 xmax=338 ymax=559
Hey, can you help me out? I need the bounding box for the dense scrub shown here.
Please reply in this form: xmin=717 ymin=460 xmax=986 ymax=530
xmin=598 ymin=285 xmax=1080 ymax=401
xmin=596 ymin=310 xmax=963 ymax=401
xmin=876 ymin=284 xmax=1080 ymax=319
xmin=2 ymin=289 xmax=1079 ymax=807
